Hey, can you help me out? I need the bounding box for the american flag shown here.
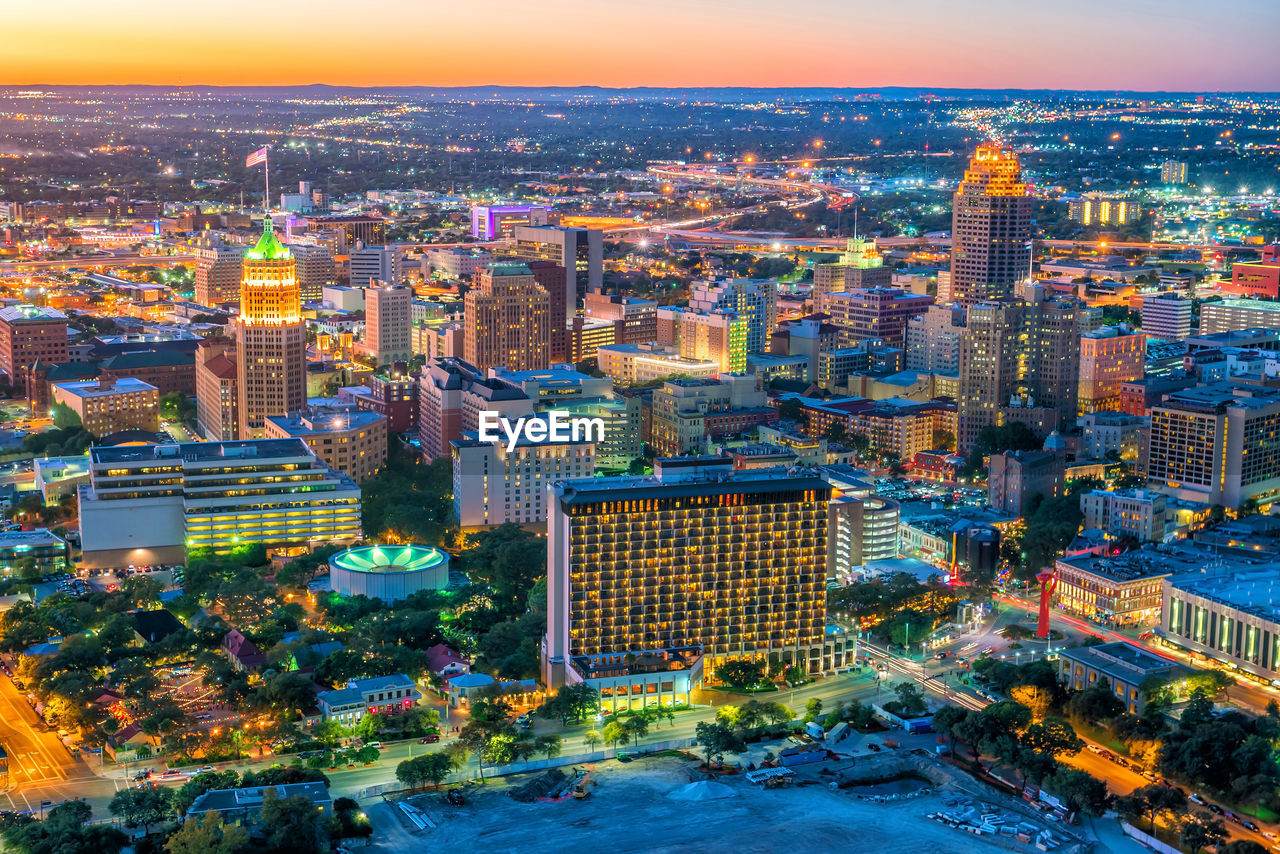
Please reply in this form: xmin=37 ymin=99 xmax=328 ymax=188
xmin=245 ymin=147 xmax=268 ymax=168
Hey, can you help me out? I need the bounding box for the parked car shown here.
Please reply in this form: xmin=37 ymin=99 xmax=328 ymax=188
xmin=1243 ymin=821 xmax=1261 ymax=832
xmin=1190 ymin=793 xmax=1206 ymax=805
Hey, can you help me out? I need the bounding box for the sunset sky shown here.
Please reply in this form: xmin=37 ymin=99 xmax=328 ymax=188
xmin=5 ymin=0 xmax=1277 ymax=90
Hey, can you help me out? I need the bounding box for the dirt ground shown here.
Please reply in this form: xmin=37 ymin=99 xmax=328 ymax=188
xmin=390 ymin=754 xmax=1025 ymax=854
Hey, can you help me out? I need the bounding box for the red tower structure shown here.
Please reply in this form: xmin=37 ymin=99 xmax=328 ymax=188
xmin=1035 ymin=568 xmax=1057 ymax=639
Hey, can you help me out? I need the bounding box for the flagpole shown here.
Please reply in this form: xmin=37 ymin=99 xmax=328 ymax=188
xmin=264 ymin=147 xmax=270 ymax=217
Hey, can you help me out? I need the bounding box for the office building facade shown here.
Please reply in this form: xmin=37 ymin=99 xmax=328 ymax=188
xmin=1078 ymin=326 xmax=1146 ymax=414
xmin=511 ymin=225 xmax=603 ymax=319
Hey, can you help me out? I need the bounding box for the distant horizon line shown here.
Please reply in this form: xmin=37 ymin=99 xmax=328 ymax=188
xmin=1 ymin=82 xmax=1277 ymax=96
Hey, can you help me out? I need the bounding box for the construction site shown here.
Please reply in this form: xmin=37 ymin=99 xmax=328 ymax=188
xmin=377 ymin=745 xmax=1089 ymax=854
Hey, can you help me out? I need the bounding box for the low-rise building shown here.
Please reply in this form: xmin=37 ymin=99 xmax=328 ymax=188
xmin=187 ymin=782 xmax=332 ymax=824
xmin=1079 ymin=411 xmax=1146 ymax=461
xmin=316 ymin=674 xmax=422 ymax=724
xmin=1058 ymin=642 xmax=1179 ymax=715
xmin=595 ymin=342 xmax=719 ymax=385
xmin=1160 ymin=565 xmax=1280 ymax=681
xmin=0 ymin=529 xmax=68 ymax=576
xmin=1053 ymin=548 xmax=1188 ymax=627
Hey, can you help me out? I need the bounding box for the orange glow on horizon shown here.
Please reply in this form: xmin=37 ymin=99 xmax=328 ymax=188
xmin=0 ymin=1 xmax=1273 ymax=90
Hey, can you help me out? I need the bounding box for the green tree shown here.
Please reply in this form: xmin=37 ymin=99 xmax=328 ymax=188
xmin=50 ymin=402 xmax=82 ymax=430
xmin=260 ymin=792 xmax=329 ymax=854
xmin=803 ymin=697 xmax=823 ymax=723
xmin=1181 ymin=813 xmax=1228 ymax=854
xmin=1063 ymin=683 xmax=1124 ymax=723
xmin=535 ymin=734 xmax=563 ymax=762
xmin=716 ymin=658 xmax=766 ymax=689
xmin=621 ymin=714 xmax=649 ymax=746
xmin=173 ymin=771 xmax=239 ymax=816
xmin=602 ymin=720 xmax=626 ymax=748
xmin=890 ymin=682 xmax=927 ymax=717
xmin=1042 ymin=766 xmax=1110 ymax=817
xmin=694 ymin=721 xmax=746 ymax=771
xmin=165 ymin=813 xmax=249 ymax=854
xmin=108 ymin=786 xmax=175 ymax=836
xmin=1020 ymin=717 xmax=1083 ymax=758
xmin=583 ymin=730 xmax=603 ymax=751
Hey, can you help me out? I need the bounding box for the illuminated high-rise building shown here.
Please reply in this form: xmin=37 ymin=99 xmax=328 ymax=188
xmin=463 ymin=263 xmax=551 ymax=372
xmin=1160 ymin=159 xmax=1188 ymax=185
xmin=690 ymin=278 xmax=778 ymax=353
xmin=233 ymin=223 xmax=306 ymax=439
xmin=957 ymin=285 xmax=1086 ymax=452
xmin=813 ymin=237 xmax=893 ymax=310
xmin=1078 ymin=326 xmax=1146 ymax=414
xmin=543 ymin=461 xmax=833 ymax=692
xmin=950 ymin=145 xmax=1032 ymax=306
xmin=656 ymin=307 xmax=748 ymax=373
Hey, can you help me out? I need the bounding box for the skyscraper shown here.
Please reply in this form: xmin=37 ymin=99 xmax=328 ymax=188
xmin=690 ymin=278 xmax=778 ymax=353
xmin=950 ymin=145 xmax=1032 ymax=306
xmin=233 ymin=223 xmax=306 ymax=439
xmin=957 ymin=285 xmax=1086 ymax=451
xmin=511 ymin=225 xmax=603 ymax=320
xmin=462 ymin=263 xmax=551 ymax=373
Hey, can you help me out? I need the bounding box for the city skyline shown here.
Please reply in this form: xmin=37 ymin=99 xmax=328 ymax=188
xmin=3 ymin=0 xmax=1278 ymax=90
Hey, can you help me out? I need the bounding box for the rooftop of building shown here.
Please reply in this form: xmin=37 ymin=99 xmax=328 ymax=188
xmin=0 ymin=305 xmax=67 ymax=323
xmin=100 ymin=349 xmax=195 ymax=370
xmin=264 ymin=407 xmax=385 ymax=436
xmin=52 ymin=377 xmax=157 ymax=397
xmin=1169 ymin=564 xmax=1280 ymax=622
xmin=189 ymin=782 xmax=330 ymax=814
xmin=1209 ymin=299 xmax=1280 ymax=312
xmin=1160 ymin=382 xmax=1280 ymax=412
xmin=90 ymin=437 xmax=314 ymax=466
xmin=1057 ymin=544 xmax=1233 ymax=581
xmin=1059 ymin=641 xmax=1178 ymax=683
xmin=553 ymin=465 xmax=831 ymax=505
xmin=0 ymin=529 xmax=66 ymax=549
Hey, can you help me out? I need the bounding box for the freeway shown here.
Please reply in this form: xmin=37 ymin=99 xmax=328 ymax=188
xmin=0 ymin=254 xmax=196 ymax=273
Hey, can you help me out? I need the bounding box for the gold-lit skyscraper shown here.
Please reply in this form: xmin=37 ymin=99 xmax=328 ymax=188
xmin=950 ymin=145 xmax=1032 ymax=306
xmin=234 ymin=223 xmax=306 ymax=438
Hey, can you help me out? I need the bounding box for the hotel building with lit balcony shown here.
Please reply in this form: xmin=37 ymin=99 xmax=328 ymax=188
xmin=543 ymin=459 xmax=844 ymax=700
xmin=78 ymin=438 xmax=361 ymax=568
